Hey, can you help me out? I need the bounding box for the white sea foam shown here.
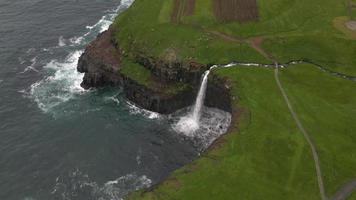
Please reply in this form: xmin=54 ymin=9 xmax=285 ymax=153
xmin=126 ymin=101 xmax=161 ymax=119
xmin=58 ymin=36 xmax=66 ymax=47
xmin=135 ymin=148 xmax=143 ymax=166
xmin=26 ymin=48 xmax=36 ymax=54
xmin=105 ymin=95 xmax=121 ymax=105
xmin=20 ymin=57 xmax=39 ymax=73
xmin=69 ymin=0 xmax=135 ymax=46
xmin=22 ymin=197 xmax=36 ymax=200
xmin=51 ymin=169 xmax=151 ymax=200
xmin=30 ymin=51 xmax=85 ymax=112
xmin=30 ymin=0 xmax=135 ymax=112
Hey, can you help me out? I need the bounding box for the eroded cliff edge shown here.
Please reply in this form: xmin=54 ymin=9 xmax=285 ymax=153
xmin=77 ymin=28 xmax=232 ymax=114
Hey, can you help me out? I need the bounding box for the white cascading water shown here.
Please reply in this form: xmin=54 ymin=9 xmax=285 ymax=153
xmin=174 ymin=66 xmax=217 ymax=135
xmin=192 ymin=66 xmax=216 ymax=122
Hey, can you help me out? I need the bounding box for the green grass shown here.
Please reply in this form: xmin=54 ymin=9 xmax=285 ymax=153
xmin=113 ymin=1 xmax=356 ymax=199
xmin=333 ymin=16 xmax=356 ymax=40
xmin=127 ymin=67 xmax=320 ymax=200
xmin=120 ymin=58 xmax=153 ymax=87
xmin=127 ymin=65 xmax=356 ymax=200
xmin=350 ymin=192 xmax=356 ymax=200
xmin=120 ymin=57 xmax=190 ymax=96
xmin=263 ymin=34 xmax=356 ymax=76
xmin=113 ymin=0 xmax=268 ymax=65
xmin=279 ymin=64 xmax=356 ymax=196
xmin=158 ymin=0 xmax=173 ymax=24
xmin=114 ymin=0 xmax=356 ymax=74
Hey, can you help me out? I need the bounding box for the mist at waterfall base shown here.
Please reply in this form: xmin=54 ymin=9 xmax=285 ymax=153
xmin=172 ymin=67 xmax=231 ymax=151
xmin=0 ymin=0 xmax=231 ymax=199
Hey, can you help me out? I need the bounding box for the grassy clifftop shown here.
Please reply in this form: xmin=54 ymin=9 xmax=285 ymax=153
xmin=114 ymin=0 xmax=356 ymax=75
xmin=111 ymin=0 xmax=356 ymax=199
xmin=128 ymin=64 xmax=356 ymax=200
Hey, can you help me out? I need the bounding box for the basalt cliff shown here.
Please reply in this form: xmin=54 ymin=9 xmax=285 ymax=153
xmin=77 ymin=27 xmax=232 ymax=114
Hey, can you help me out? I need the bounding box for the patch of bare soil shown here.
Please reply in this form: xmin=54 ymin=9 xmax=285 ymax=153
xmin=346 ymin=20 xmax=356 ymax=31
xmin=248 ymin=36 xmax=276 ymax=62
xmin=213 ymin=0 xmax=259 ymax=23
xmin=171 ymin=0 xmax=196 ymax=23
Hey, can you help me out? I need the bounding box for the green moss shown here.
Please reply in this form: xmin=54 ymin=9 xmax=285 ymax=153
xmin=120 ymin=58 xmax=153 ymax=87
xmin=120 ymin=58 xmax=190 ymax=96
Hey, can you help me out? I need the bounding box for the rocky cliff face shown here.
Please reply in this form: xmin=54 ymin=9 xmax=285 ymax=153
xmin=77 ymin=28 xmax=122 ymax=88
xmin=77 ymin=28 xmax=232 ymax=114
xmin=134 ymin=54 xmax=208 ymax=85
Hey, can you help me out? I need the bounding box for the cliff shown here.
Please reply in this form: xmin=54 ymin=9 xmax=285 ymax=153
xmin=77 ymin=28 xmax=232 ymax=114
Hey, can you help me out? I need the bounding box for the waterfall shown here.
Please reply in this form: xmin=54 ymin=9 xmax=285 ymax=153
xmin=173 ymin=66 xmax=217 ymax=134
xmin=192 ymin=67 xmax=215 ymax=122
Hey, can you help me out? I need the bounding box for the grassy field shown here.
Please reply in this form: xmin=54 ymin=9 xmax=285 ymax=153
xmin=128 ymin=67 xmax=320 ymax=200
xmin=114 ymin=0 xmax=356 ymax=75
xmin=111 ymin=0 xmax=356 ymax=199
xmin=279 ymin=64 xmax=356 ymax=197
xmin=127 ymin=65 xmax=356 ymax=200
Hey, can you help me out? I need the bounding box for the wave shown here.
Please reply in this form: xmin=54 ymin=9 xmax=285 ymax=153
xmin=30 ymin=50 xmax=85 ymax=112
xmin=51 ymin=169 xmax=151 ymax=200
xmin=29 ymin=0 xmax=135 ymax=113
xmin=58 ymin=36 xmax=66 ymax=47
xmin=125 ymin=101 xmax=161 ymax=119
xmin=20 ymin=57 xmax=39 ymax=73
xmin=69 ymin=0 xmax=135 ymax=46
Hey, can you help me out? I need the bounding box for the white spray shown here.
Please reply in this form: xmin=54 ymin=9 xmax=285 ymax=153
xmin=192 ymin=66 xmax=217 ymax=122
xmin=174 ymin=66 xmax=217 ymax=135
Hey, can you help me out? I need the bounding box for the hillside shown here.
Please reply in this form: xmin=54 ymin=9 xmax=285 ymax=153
xmin=94 ymin=0 xmax=356 ymax=199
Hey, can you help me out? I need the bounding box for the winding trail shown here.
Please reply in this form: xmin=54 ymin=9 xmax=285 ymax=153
xmin=209 ymin=29 xmax=356 ymax=199
xmin=274 ymin=65 xmax=327 ymax=200
xmin=274 ymin=66 xmax=327 ymax=200
xmin=331 ymin=180 xmax=356 ymax=200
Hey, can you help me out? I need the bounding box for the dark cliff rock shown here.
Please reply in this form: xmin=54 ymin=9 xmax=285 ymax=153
xmin=122 ymin=76 xmax=196 ymax=114
xmin=77 ymin=28 xmax=232 ymax=114
xmin=206 ymin=74 xmax=232 ymax=113
xmin=77 ymin=28 xmax=122 ymax=88
xmin=77 ymin=28 xmax=197 ymax=114
xmin=134 ymin=54 xmax=208 ymax=85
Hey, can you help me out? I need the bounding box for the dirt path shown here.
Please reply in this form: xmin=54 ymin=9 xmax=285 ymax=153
xmin=331 ymin=180 xmax=356 ymax=200
xmin=207 ymin=31 xmax=276 ymax=62
xmin=207 ymin=30 xmax=243 ymax=42
xmin=274 ymin=65 xmax=327 ymax=200
xmin=248 ymin=37 xmax=276 ymax=62
xmin=209 ymin=29 xmax=356 ymax=200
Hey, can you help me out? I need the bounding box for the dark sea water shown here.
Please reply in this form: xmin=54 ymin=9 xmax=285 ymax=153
xmin=0 ymin=1 xmax=201 ymax=199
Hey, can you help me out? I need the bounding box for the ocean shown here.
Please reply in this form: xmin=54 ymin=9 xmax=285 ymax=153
xmin=0 ymin=0 xmax=199 ymax=199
